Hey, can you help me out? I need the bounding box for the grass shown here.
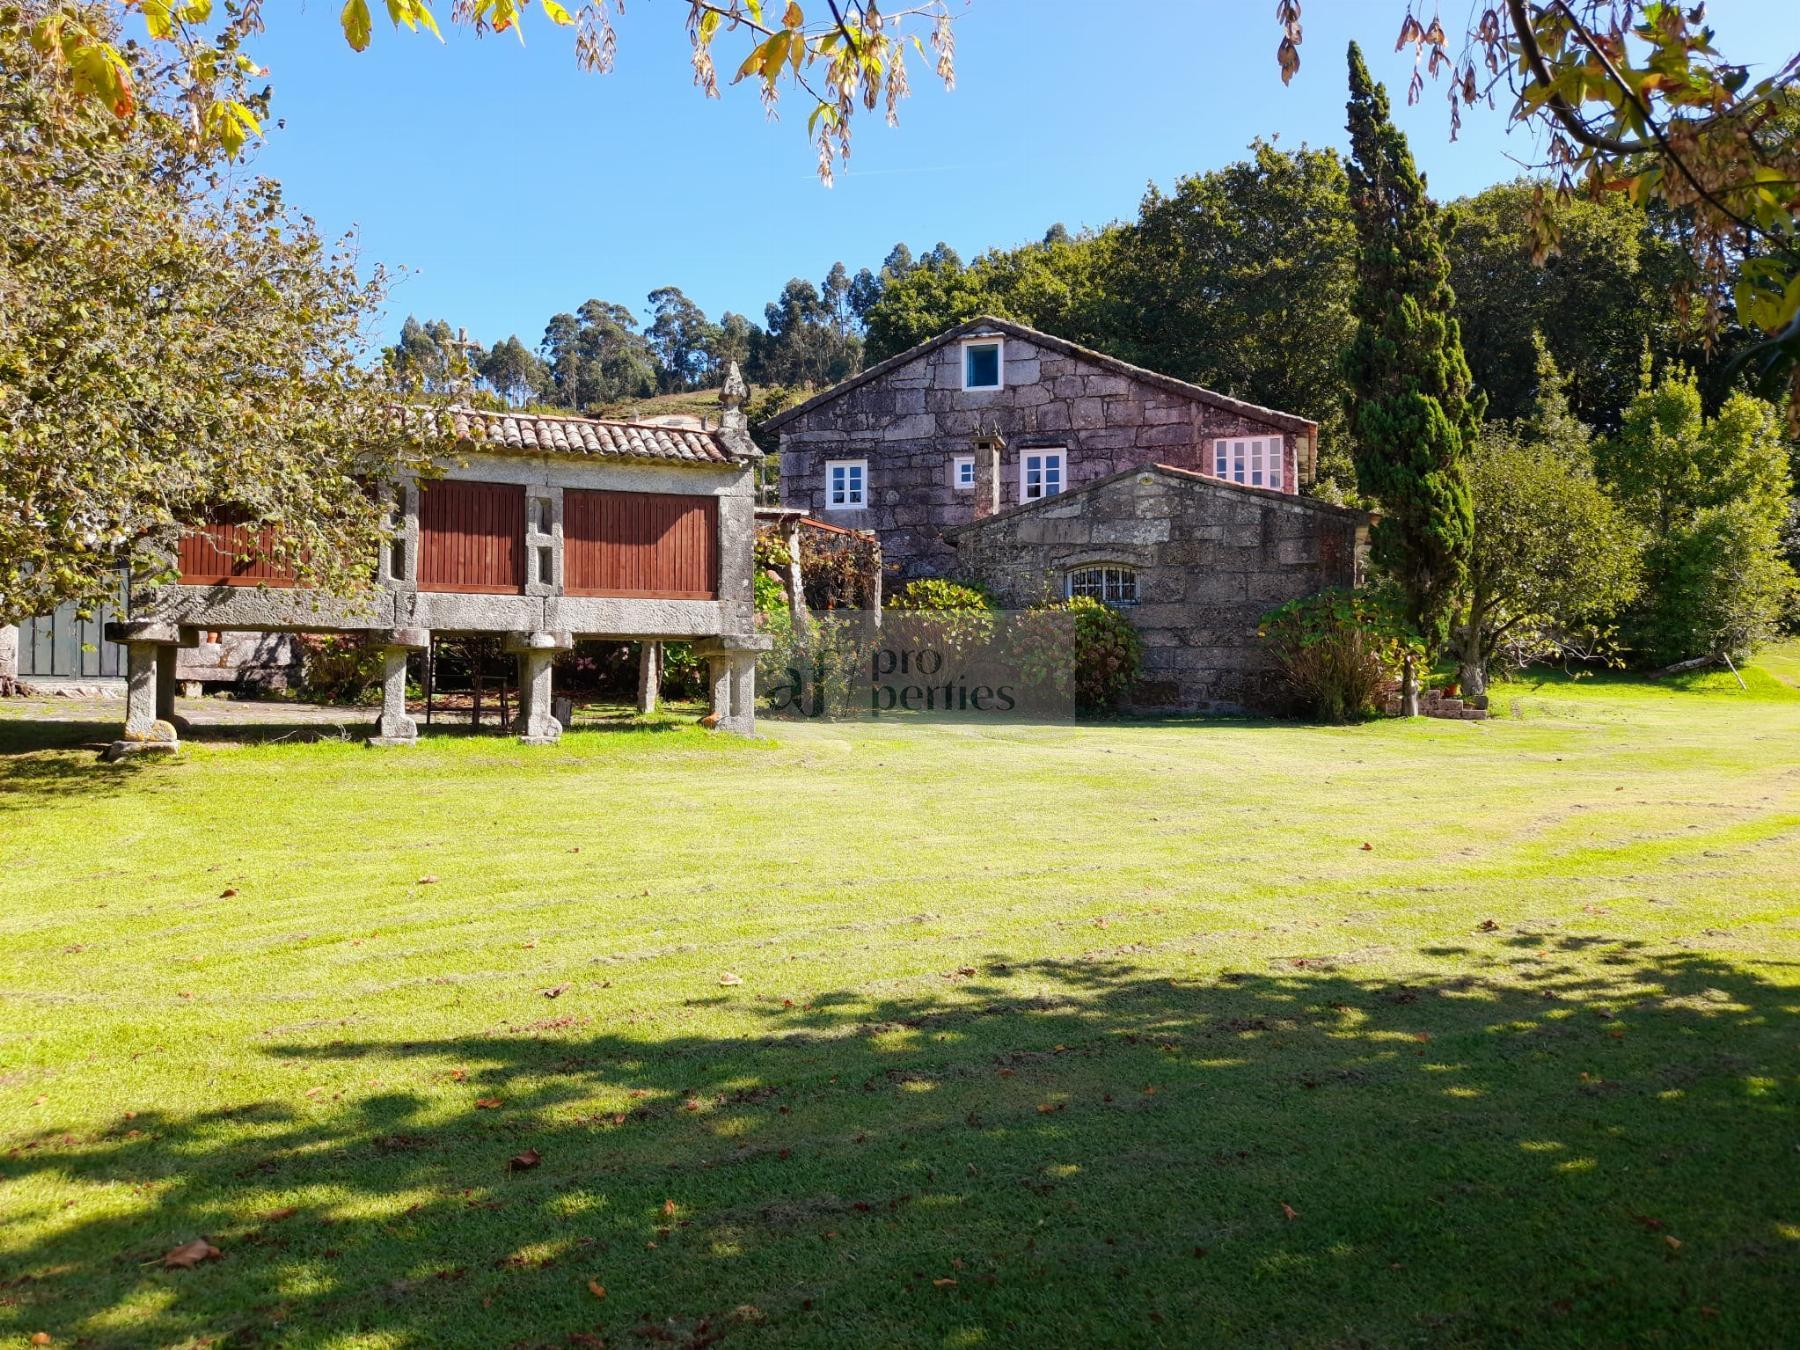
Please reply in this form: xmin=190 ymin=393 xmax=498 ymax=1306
xmin=1 ymin=647 xmax=1797 ymax=1348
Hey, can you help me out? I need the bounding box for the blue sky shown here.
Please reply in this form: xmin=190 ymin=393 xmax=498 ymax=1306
xmin=241 ymin=0 xmax=1800 ymax=349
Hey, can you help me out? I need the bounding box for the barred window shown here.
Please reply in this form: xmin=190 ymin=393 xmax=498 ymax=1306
xmin=1066 ymin=566 xmax=1138 ymax=606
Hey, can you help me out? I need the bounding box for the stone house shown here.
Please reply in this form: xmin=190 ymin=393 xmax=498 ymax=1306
xmin=766 ymin=316 xmax=1323 ymax=579
xmin=763 ymin=317 xmax=1366 ymax=712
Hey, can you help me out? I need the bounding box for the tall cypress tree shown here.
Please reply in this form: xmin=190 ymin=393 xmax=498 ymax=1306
xmin=1341 ymin=42 xmax=1482 ymax=715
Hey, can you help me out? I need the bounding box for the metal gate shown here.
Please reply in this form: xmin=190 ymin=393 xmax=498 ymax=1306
xmin=15 ymin=575 xmax=128 ymax=679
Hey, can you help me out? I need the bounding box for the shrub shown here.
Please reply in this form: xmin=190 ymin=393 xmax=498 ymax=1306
xmin=1015 ymin=595 xmax=1142 ymax=715
xmin=886 ymin=578 xmax=998 ymax=661
xmin=659 ymin=642 xmax=709 ymax=700
xmin=295 ymin=633 xmax=385 ymax=704
xmin=1629 ymin=499 xmax=1797 ymax=666
xmin=1259 ymin=589 xmax=1420 ymax=722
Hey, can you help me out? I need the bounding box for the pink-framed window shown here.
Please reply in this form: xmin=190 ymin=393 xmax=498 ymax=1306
xmin=1212 ymin=436 xmax=1284 ymax=490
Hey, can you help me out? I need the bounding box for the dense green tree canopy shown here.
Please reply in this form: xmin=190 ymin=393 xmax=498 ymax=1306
xmin=1598 ymin=360 xmax=1795 ymax=664
xmin=1117 ymin=140 xmax=1356 ymax=481
xmin=0 ymin=4 xmax=422 ymax=622
xmin=1458 ymin=341 xmax=1642 ymax=692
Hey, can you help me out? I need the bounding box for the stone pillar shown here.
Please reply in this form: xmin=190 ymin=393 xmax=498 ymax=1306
xmin=703 ymin=653 xmax=733 ymax=730
xmin=783 ymin=516 xmax=810 ymax=637
xmin=0 ymin=622 xmax=18 ymax=696
xmin=154 ymin=645 xmax=191 ymax=732
xmin=507 ymin=631 xmax=572 ymax=745
xmin=694 ymin=636 xmax=772 ymax=737
xmin=103 ymin=621 xmax=183 ymax=759
xmin=367 ymin=628 xmax=429 ymax=747
xmin=865 ymin=531 xmax=884 ymax=628
xmin=973 ymin=437 xmax=1003 ymax=519
xmin=636 ymin=640 xmax=661 ymax=715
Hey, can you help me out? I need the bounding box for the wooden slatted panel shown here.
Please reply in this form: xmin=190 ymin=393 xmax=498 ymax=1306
xmin=176 ymin=523 xmax=299 ymax=587
xmin=418 ymin=480 xmax=527 ymax=594
xmin=563 ymin=490 xmax=718 ymax=599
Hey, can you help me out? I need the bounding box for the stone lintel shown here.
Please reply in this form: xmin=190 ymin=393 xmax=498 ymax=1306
xmin=692 ymin=634 xmax=772 ymax=658
xmin=373 ymin=627 xmax=431 ymax=650
xmin=504 ymin=630 xmax=574 ymax=654
xmin=105 ymin=621 xmax=182 ymax=646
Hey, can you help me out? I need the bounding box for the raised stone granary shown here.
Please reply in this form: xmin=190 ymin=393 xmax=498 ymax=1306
xmin=101 ymin=370 xmax=768 ymax=757
xmin=762 ymin=318 xmax=1366 ymax=713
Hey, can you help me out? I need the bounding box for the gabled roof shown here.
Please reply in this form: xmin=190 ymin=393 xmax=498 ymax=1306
xmin=943 ymin=462 xmax=1369 ymax=539
xmin=401 ymin=406 xmax=752 ymax=466
xmin=759 ymin=316 xmax=1319 ymax=437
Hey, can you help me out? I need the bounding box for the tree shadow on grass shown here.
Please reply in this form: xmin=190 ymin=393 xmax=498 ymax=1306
xmin=0 ymin=718 xmax=152 ymax=810
xmin=2 ymin=941 xmax=1794 ymax=1347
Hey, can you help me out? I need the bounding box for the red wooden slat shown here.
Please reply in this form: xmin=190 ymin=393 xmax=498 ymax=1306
xmin=563 ymin=490 xmax=718 ymax=599
xmin=419 ymin=480 xmax=526 ymax=593
xmin=176 ymin=522 xmax=299 ymax=587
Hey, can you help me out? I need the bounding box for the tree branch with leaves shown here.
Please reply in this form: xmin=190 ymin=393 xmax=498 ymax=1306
xmin=30 ymin=0 xmax=957 ymax=184
xmin=1278 ymin=2 xmax=1800 ymax=400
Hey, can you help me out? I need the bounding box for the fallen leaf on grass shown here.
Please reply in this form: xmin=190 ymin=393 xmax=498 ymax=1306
xmin=718 ymin=972 xmax=743 ymax=986
xmin=542 ymin=984 xmax=569 ymax=999
xmin=1665 ymin=1235 xmax=1682 ymax=1251
xmin=475 ymin=1097 xmax=503 ymax=1110
xmin=1477 ymin=919 xmax=1499 ymax=932
xmin=662 ymin=1198 xmax=677 ymax=1217
xmin=932 ymin=1277 xmax=957 ymax=1288
xmin=418 ymin=875 xmax=438 ymax=885
xmin=1360 ymin=842 xmax=1373 ymax=851
xmin=507 ymin=1149 xmax=541 ymax=1172
xmin=219 ymin=888 xmax=238 ymax=898
xmin=263 ymin=1206 xmax=299 ymax=1223
xmin=587 ymin=1280 xmax=606 ymax=1299
xmin=163 ymin=1238 xmax=221 ymax=1269
xmin=30 ymin=1334 xmax=51 ymax=1346
xmin=449 ymin=1068 xmax=467 ymax=1082
xmin=1036 ymin=1102 xmax=1065 ymax=1114
xmin=1281 ymin=1203 xmax=1299 ymax=1221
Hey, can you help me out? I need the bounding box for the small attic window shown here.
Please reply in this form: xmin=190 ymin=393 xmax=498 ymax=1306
xmin=963 ymin=339 xmax=1003 ymax=390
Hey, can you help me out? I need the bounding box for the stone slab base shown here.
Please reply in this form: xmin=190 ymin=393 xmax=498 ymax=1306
xmin=516 ymin=734 xmax=561 ymax=746
xmin=21 ymin=679 xmax=126 ymax=699
xmin=102 ymin=740 xmax=179 ymax=762
xmin=366 ymin=736 xmax=420 ymax=749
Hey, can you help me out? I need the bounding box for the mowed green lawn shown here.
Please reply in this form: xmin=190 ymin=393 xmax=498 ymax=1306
xmin=1 ymin=654 xmax=1797 ymax=1348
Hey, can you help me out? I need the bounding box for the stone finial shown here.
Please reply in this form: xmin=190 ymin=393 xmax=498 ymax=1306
xmin=720 ymin=361 xmax=749 ymax=411
xmin=719 ymin=360 xmax=753 ymax=446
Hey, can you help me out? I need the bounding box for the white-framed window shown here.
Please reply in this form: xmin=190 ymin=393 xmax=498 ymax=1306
xmin=951 ymin=455 xmax=975 ymax=490
xmin=1212 ymin=436 xmax=1285 ymax=490
xmin=1066 ymin=565 xmax=1139 ymax=606
xmin=962 ymin=338 xmax=1004 ymax=390
xmin=1021 ymin=448 xmax=1064 ymax=501
xmin=825 ymin=458 xmax=868 ymax=510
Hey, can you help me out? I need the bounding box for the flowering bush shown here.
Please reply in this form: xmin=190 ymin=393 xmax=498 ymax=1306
xmin=1014 ymin=596 xmax=1142 ymax=715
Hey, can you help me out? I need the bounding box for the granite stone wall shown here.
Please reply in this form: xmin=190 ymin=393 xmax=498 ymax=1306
xmin=776 ymin=328 xmax=1307 ymax=579
xmin=953 ymin=467 xmax=1368 ymax=713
